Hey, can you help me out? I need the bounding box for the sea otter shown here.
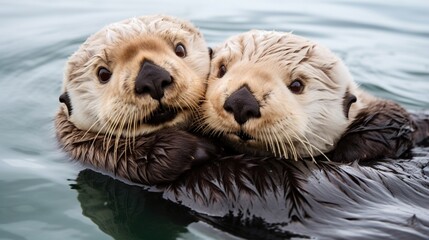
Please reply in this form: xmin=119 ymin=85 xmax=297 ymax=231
xmin=57 ymin=27 xmax=429 ymax=239
xmin=201 ymin=30 xmax=429 ymax=162
xmin=55 ymin=15 xmax=217 ymax=184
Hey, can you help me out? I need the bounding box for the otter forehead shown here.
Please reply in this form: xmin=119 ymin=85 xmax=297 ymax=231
xmin=214 ymin=30 xmax=314 ymax=65
xmin=212 ymin=30 xmax=342 ymax=89
xmin=65 ymin=15 xmax=203 ymax=85
xmin=91 ymin=15 xmax=201 ymax=49
xmin=117 ymin=37 xmax=169 ymax=63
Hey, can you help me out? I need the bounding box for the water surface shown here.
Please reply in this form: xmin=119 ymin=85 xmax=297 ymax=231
xmin=1 ymin=0 xmax=428 ymax=239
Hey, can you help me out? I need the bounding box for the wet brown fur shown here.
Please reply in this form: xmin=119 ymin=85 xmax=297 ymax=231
xmin=73 ymin=144 xmax=429 ymax=239
xmin=331 ymin=100 xmax=416 ymax=161
xmin=56 ymin=110 xmax=220 ymax=184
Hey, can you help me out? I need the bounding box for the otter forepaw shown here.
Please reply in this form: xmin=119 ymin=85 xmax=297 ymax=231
xmin=131 ymin=129 xmax=220 ymax=184
xmin=192 ymin=138 xmax=222 ymax=165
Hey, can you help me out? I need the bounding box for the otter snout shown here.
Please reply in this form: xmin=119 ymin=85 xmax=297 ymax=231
xmin=135 ymin=60 xmax=173 ymax=100
xmin=223 ymin=85 xmax=261 ymax=125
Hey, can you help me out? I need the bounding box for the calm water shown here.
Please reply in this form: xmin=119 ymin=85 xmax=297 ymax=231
xmin=1 ymin=0 xmax=428 ymax=239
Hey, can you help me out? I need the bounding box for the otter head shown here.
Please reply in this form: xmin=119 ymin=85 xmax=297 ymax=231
xmin=59 ymin=15 xmax=210 ymax=137
xmin=202 ymin=30 xmax=360 ymax=160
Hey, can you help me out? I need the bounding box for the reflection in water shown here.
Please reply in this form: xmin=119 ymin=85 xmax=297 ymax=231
xmin=73 ymin=169 xmax=306 ymax=240
xmin=72 ymin=170 xmax=196 ymax=240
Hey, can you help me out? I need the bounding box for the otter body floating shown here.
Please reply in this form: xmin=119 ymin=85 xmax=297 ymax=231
xmin=74 ymin=145 xmax=429 ymax=239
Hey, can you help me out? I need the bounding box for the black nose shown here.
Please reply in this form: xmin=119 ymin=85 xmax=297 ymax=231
xmin=223 ymin=85 xmax=261 ymax=125
xmin=135 ymin=61 xmax=173 ymax=100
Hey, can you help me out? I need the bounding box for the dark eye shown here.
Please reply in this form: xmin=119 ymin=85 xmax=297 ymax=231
xmin=98 ymin=67 xmax=111 ymax=84
xmin=217 ymin=64 xmax=227 ymax=78
xmin=175 ymin=43 xmax=186 ymax=58
xmin=289 ymin=79 xmax=304 ymax=94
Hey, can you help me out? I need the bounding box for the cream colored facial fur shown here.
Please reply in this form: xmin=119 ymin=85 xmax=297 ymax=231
xmin=61 ymin=15 xmax=210 ymax=137
xmin=202 ymin=30 xmax=367 ymax=160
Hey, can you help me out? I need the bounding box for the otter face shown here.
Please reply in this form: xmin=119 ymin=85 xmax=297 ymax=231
xmin=60 ymin=15 xmax=210 ymax=137
xmin=202 ymin=30 xmax=359 ymax=160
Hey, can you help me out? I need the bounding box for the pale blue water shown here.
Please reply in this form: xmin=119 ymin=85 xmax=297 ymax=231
xmin=0 ymin=0 xmax=428 ymax=239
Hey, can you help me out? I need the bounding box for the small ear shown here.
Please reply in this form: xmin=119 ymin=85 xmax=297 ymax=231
xmin=208 ymin=47 xmax=213 ymax=59
xmin=59 ymin=92 xmax=72 ymax=116
xmin=343 ymin=91 xmax=357 ymax=119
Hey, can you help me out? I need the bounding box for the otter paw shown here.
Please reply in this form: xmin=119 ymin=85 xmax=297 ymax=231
xmin=132 ymin=129 xmax=220 ymax=184
xmin=192 ymin=138 xmax=222 ymax=165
